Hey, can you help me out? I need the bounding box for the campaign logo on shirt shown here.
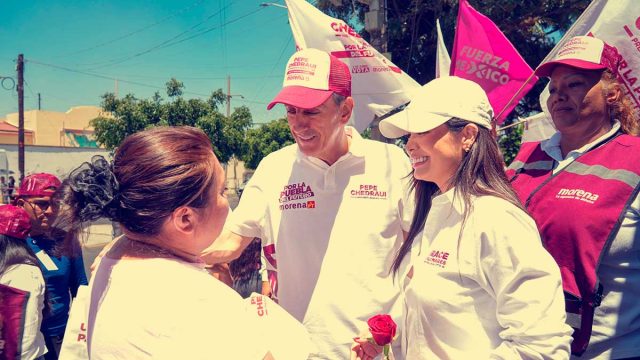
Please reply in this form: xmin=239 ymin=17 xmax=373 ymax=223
xmin=555 ymin=188 xmax=599 ymax=204
xmin=425 ymin=250 xmax=449 ymax=268
xmin=279 ymin=182 xmax=316 ymax=210
xmin=350 ymin=184 xmax=387 ymax=200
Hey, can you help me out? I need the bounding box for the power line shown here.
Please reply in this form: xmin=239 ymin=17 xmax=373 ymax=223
xmin=52 ymin=0 xmax=206 ymax=58
xmin=28 ymin=59 xmax=210 ymax=97
xmin=86 ymin=2 xmax=264 ymax=71
xmin=65 ymin=0 xmax=237 ymax=68
xmin=83 ymin=73 xmax=281 ymax=81
xmin=27 ymin=58 xmax=269 ymax=105
xmin=250 ymin=33 xmax=292 ymax=101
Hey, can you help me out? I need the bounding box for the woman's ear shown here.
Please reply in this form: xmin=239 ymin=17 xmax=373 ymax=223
xmin=605 ymin=83 xmax=622 ymax=104
xmin=170 ymin=206 xmax=195 ymax=235
xmin=461 ymin=124 xmax=479 ymax=152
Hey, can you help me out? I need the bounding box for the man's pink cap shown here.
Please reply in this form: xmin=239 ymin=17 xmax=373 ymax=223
xmin=535 ymin=36 xmax=622 ymax=77
xmin=17 ymin=173 xmax=61 ymax=197
xmin=267 ymin=48 xmax=351 ymax=110
xmin=0 ymin=205 xmax=32 ymax=239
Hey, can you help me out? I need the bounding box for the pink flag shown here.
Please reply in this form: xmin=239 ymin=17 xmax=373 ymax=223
xmin=450 ymin=0 xmax=537 ymax=124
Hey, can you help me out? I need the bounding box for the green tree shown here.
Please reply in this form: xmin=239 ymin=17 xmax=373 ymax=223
xmin=166 ymin=77 xmax=184 ymax=98
xmin=241 ymin=118 xmax=295 ymax=170
xmin=91 ymin=80 xmax=252 ymax=163
xmin=316 ymin=0 xmax=589 ymax=161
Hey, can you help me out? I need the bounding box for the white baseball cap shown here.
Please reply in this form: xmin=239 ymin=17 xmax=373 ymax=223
xmin=379 ymin=76 xmax=493 ymax=139
xmin=535 ymin=36 xmax=622 ymax=77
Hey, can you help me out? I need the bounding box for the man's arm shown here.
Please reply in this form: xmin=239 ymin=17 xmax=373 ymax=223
xmin=200 ymin=230 xmax=255 ymax=265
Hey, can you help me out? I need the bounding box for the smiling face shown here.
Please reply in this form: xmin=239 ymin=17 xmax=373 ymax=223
xmin=547 ymin=65 xmax=610 ymax=136
xmin=285 ymin=95 xmax=353 ymax=165
xmin=405 ymin=123 xmax=466 ymax=192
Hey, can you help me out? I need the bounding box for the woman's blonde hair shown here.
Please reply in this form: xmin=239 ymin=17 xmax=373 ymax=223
xmin=602 ymin=70 xmax=639 ymax=135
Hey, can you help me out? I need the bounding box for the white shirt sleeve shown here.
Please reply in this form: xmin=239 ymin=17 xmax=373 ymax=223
xmin=225 ymin=164 xmax=268 ymax=239
xmin=0 ymin=264 xmax=48 ymax=360
xmin=476 ymin=205 xmax=573 ymax=360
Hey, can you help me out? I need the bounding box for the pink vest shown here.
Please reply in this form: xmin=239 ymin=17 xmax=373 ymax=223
xmin=0 ymin=283 xmax=30 ymax=360
xmin=506 ymin=134 xmax=640 ymax=355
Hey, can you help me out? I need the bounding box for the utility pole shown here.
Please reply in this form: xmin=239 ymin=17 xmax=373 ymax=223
xmin=226 ymin=75 xmax=231 ymax=117
xmin=38 ymin=93 xmax=41 ymax=110
xmin=363 ymin=0 xmax=390 ymax=142
xmin=224 ymin=75 xmax=245 ymax=190
xmin=17 ymin=54 xmax=25 ymax=182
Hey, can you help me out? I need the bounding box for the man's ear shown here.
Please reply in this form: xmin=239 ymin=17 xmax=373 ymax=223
xmin=170 ymin=206 xmax=196 ymax=235
xmin=339 ymin=97 xmax=354 ymax=125
xmin=461 ymin=123 xmax=479 ymax=152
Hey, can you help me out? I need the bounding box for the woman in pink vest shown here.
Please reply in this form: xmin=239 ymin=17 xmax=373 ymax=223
xmin=0 ymin=205 xmax=48 ymax=359
xmin=507 ymin=36 xmax=640 ymax=359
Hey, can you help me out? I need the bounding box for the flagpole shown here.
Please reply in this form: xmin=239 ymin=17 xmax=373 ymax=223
xmin=495 ymin=0 xmax=604 ymax=124
xmin=497 ymin=118 xmax=528 ymax=131
xmin=493 ymin=72 xmax=538 ymax=122
xmin=537 ymin=0 xmax=605 ymax=66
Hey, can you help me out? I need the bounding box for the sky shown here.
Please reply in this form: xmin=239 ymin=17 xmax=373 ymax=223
xmin=0 ymin=0 xmax=298 ymax=124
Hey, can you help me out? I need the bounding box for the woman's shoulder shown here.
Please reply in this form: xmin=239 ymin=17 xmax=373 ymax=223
xmin=0 ymin=264 xmax=45 ymax=293
xmin=471 ymin=195 xmax=536 ymax=229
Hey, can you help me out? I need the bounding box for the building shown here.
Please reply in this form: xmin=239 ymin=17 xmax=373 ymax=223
xmin=0 ymin=105 xmax=248 ymax=199
xmin=1 ymin=105 xmax=101 ymax=147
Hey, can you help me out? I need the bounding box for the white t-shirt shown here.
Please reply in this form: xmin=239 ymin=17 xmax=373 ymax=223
xmin=227 ymin=127 xmax=413 ymax=359
xmin=87 ymin=256 xmax=269 ymax=360
xmin=402 ymin=189 xmax=573 ymax=359
xmin=0 ymin=264 xmax=48 ymax=360
xmin=541 ymin=122 xmax=640 ymax=359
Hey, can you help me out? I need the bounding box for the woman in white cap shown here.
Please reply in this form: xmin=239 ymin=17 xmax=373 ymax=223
xmin=507 ymin=36 xmax=640 ymax=359
xmin=352 ymin=76 xmax=572 ymax=360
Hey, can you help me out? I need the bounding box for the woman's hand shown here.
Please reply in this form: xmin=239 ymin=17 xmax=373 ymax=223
xmin=350 ymin=335 xmax=383 ymax=360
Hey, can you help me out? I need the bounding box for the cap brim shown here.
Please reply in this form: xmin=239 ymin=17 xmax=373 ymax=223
xmin=379 ymin=108 xmax=451 ymax=139
xmin=535 ymin=59 xmax=606 ymax=77
xmin=267 ymin=86 xmax=334 ymax=110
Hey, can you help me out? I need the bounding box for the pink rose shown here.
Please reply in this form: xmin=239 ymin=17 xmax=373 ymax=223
xmin=367 ymin=314 xmax=397 ymax=346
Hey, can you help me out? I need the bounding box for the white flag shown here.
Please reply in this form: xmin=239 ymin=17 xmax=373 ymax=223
xmin=538 ymin=0 xmax=640 ymax=118
xmin=284 ymin=0 xmax=421 ymax=131
xmin=435 ymin=18 xmax=451 ymax=78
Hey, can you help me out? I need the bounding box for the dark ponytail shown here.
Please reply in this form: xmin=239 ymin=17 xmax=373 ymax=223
xmin=67 ymin=156 xmax=120 ymax=223
xmin=59 ymin=126 xmax=217 ymax=236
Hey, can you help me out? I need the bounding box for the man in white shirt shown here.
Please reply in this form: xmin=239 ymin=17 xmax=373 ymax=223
xmin=201 ymin=48 xmax=412 ymax=359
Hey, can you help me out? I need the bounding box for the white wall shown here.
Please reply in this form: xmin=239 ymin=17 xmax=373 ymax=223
xmin=0 ymin=144 xmax=110 ymax=178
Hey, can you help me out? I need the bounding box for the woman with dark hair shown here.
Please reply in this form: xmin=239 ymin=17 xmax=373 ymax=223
xmin=352 ymin=77 xmax=572 ymax=360
xmin=508 ymin=36 xmax=640 ymax=359
xmin=229 ymin=237 xmax=265 ymax=298
xmin=0 ymin=204 xmax=48 ymax=359
xmin=61 ymin=126 xmax=271 ymax=359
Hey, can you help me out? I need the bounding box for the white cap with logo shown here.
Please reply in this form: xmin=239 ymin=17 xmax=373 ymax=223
xmin=379 ymin=76 xmax=493 ymax=139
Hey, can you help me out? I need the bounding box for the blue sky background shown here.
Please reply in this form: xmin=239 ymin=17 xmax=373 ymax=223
xmin=0 ymin=0 xmax=298 ymax=124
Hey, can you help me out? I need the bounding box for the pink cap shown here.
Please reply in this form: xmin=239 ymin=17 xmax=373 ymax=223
xmin=0 ymin=205 xmax=32 ymax=239
xmin=267 ymin=48 xmax=351 ymax=110
xmin=17 ymin=173 xmax=61 ymax=197
xmin=535 ymin=36 xmax=622 ymax=77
